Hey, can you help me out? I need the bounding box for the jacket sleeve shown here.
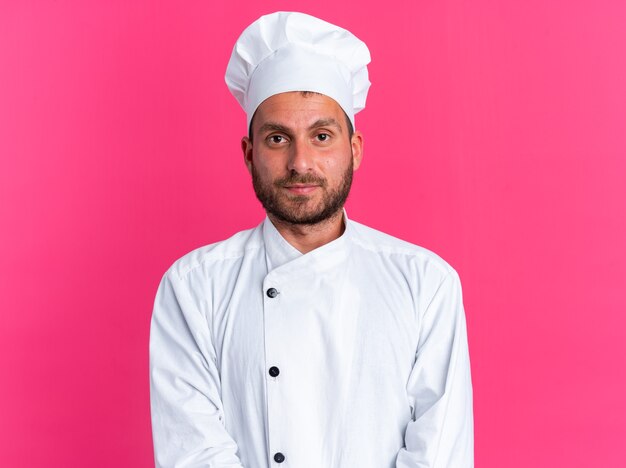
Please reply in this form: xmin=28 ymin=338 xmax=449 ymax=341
xmin=396 ymin=270 xmax=474 ymax=468
xmin=150 ymin=271 xmax=244 ymax=468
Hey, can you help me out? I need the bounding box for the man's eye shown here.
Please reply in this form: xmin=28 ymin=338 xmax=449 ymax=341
xmin=316 ymin=133 xmax=330 ymax=142
xmin=268 ymin=135 xmax=286 ymax=144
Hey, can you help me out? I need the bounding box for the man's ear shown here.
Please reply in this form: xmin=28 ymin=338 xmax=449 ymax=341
xmin=351 ymin=130 xmax=364 ymax=171
xmin=241 ymin=136 xmax=253 ymax=174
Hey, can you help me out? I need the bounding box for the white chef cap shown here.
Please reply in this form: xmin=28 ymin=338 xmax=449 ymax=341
xmin=225 ymin=11 xmax=371 ymax=131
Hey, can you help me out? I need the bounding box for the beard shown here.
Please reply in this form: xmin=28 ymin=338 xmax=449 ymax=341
xmin=251 ymin=160 xmax=353 ymax=226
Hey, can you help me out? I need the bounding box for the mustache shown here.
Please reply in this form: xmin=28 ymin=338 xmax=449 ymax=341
xmin=275 ymin=173 xmax=327 ymax=187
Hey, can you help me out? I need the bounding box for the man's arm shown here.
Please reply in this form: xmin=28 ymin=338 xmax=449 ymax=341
xmin=396 ymin=270 xmax=474 ymax=468
xmin=150 ymin=272 xmax=244 ymax=468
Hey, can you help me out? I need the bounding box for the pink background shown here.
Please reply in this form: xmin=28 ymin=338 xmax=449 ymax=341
xmin=1 ymin=1 xmax=625 ymax=467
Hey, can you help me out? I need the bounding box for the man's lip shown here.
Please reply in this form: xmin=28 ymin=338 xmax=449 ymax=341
xmin=282 ymin=184 xmax=320 ymax=194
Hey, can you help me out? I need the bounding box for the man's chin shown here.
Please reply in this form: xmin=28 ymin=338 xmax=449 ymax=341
xmin=268 ymin=204 xmax=339 ymax=226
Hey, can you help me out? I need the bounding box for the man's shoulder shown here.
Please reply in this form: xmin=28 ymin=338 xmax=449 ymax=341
xmin=349 ymin=220 xmax=457 ymax=277
xmin=166 ymin=223 xmax=264 ymax=281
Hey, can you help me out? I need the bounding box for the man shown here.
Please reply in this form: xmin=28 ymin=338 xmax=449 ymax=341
xmin=150 ymin=11 xmax=473 ymax=468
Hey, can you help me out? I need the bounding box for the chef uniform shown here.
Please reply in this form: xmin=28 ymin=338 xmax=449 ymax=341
xmin=150 ymin=12 xmax=473 ymax=468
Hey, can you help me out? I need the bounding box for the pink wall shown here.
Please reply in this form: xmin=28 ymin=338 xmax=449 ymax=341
xmin=1 ymin=1 xmax=625 ymax=466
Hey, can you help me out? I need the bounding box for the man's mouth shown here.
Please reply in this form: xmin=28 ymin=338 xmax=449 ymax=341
xmin=282 ymin=184 xmax=319 ymax=195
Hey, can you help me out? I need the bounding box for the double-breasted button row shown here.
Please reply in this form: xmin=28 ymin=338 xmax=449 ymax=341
xmin=273 ymin=452 xmax=285 ymax=463
xmin=266 ymin=287 xmax=279 ymax=298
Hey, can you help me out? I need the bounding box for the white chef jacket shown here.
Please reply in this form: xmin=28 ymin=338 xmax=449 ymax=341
xmin=150 ymin=214 xmax=473 ymax=468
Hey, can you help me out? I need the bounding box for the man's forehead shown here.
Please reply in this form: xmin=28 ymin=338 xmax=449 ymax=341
xmin=251 ymin=91 xmax=347 ymax=133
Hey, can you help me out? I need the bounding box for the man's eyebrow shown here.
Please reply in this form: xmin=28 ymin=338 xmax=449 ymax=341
xmin=257 ymin=118 xmax=343 ymax=135
xmin=309 ymin=118 xmax=342 ymax=133
xmin=258 ymin=122 xmax=292 ymax=134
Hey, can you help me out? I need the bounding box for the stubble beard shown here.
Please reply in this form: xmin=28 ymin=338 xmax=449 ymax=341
xmin=251 ymin=159 xmax=354 ymax=226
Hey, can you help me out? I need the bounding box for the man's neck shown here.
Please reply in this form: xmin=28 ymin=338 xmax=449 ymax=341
xmin=268 ymin=210 xmax=345 ymax=254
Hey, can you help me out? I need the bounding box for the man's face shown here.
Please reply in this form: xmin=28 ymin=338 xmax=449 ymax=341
xmin=242 ymin=91 xmax=363 ymax=226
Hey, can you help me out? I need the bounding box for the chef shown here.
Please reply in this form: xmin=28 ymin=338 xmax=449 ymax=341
xmin=150 ymin=11 xmax=473 ymax=468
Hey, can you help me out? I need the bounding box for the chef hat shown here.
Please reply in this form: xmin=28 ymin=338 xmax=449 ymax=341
xmin=225 ymin=11 xmax=371 ymax=130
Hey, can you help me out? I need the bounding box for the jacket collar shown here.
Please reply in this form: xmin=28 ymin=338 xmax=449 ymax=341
xmin=262 ymin=210 xmax=353 ymax=274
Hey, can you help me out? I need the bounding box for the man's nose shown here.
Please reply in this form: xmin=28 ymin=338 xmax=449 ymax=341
xmin=287 ymin=138 xmax=314 ymax=173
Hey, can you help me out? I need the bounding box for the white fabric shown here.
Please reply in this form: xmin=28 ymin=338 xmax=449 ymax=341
xmin=225 ymin=12 xmax=371 ymax=129
xmin=150 ymin=215 xmax=473 ymax=468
